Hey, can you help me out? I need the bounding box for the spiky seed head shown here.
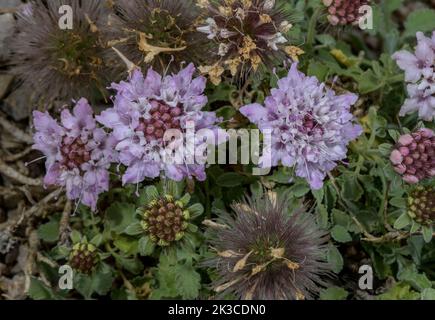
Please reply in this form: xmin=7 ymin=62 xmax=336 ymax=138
xmin=205 ymin=192 xmax=332 ymax=300
xmin=9 ymin=0 xmax=116 ymax=104
xmin=109 ymin=0 xmax=207 ymax=73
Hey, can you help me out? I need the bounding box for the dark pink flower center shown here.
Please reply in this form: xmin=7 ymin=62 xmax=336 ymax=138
xmin=136 ymin=100 xmax=183 ymax=142
xmin=301 ymin=114 xmax=324 ymax=136
xmin=60 ymin=137 xmax=91 ymax=170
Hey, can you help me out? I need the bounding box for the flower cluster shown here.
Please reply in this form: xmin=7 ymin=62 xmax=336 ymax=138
xmin=407 ymin=186 xmax=435 ymax=227
xmin=197 ymin=0 xmax=296 ymax=84
xmin=10 ymin=0 xmax=116 ymax=104
xmin=69 ymin=242 xmax=99 ymax=274
xmin=139 ymin=195 xmax=189 ymax=246
xmin=240 ymin=63 xmax=362 ymax=189
xmin=97 ymin=63 xmax=223 ymax=184
xmin=323 ymin=0 xmax=371 ymax=26
xmin=389 ymin=129 xmax=435 ymax=184
xmin=109 ymin=0 xmax=207 ymax=73
xmin=205 ymin=192 xmax=331 ymax=300
xmin=392 ymin=32 xmax=435 ymax=121
xmin=32 ymin=99 xmax=117 ymax=211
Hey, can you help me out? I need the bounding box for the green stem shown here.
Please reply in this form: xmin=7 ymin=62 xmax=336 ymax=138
xmin=307 ymin=7 xmax=323 ymax=49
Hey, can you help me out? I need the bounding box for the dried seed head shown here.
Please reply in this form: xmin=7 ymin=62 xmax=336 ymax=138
xmin=197 ymin=0 xmax=295 ymax=82
xmin=109 ymin=0 xmax=207 ymax=73
xmin=10 ymin=0 xmax=116 ymax=104
xmin=407 ymin=186 xmax=435 ymax=226
xmin=205 ymin=193 xmax=332 ymax=300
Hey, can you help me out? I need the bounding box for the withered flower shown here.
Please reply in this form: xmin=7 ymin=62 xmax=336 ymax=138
xmin=109 ymin=0 xmax=207 ymax=73
xmin=197 ymin=0 xmax=297 ymax=84
xmin=205 ymin=191 xmax=332 ymax=300
xmin=10 ymin=0 xmax=116 ymax=104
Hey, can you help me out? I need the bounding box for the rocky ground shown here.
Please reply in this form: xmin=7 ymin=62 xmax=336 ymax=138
xmin=0 ymin=0 xmax=67 ymax=300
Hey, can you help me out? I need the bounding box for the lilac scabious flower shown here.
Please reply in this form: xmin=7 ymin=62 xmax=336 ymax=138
xmin=392 ymin=32 xmax=435 ymax=121
xmin=97 ymin=63 xmax=223 ymax=185
xmin=240 ymin=64 xmax=362 ymax=189
xmin=32 ymin=99 xmax=117 ymax=211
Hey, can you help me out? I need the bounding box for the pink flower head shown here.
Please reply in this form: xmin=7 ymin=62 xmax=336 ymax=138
xmin=97 ymin=64 xmax=224 ymax=185
xmin=390 ymin=128 xmax=435 ymax=184
xmin=240 ymin=63 xmax=362 ymax=189
xmin=392 ymin=32 xmax=435 ymax=121
xmin=32 ymin=98 xmax=117 ymax=211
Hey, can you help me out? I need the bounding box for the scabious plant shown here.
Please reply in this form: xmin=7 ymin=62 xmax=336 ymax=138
xmin=389 ymin=128 xmax=435 ymax=184
xmin=109 ymin=0 xmax=207 ymax=73
xmin=392 ymin=31 xmax=435 ymax=121
xmin=196 ymin=0 xmax=296 ymax=84
xmin=322 ymin=0 xmax=371 ymax=26
xmin=10 ymin=0 xmax=115 ymax=103
xmin=32 ymin=99 xmax=117 ymax=211
xmin=205 ymin=191 xmax=331 ymax=300
xmin=97 ymin=63 xmax=223 ymax=184
xmin=240 ymin=63 xmax=362 ymax=189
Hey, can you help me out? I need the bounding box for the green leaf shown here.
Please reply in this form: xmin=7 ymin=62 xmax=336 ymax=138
xmin=70 ymin=230 xmax=82 ymax=244
xmin=28 ymin=277 xmax=58 ymax=300
xmin=106 ymin=202 xmax=136 ymax=234
xmin=113 ymin=235 xmax=138 ymax=255
xmin=320 ymin=286 xmax=348 ymax=300
xmin=377 ymin=282 xmax=420 ymax=300
xmin=327 ymin=244 xmax=344 ymax=274
xmin=340 ymin=175 xmax=363 ymax=202
xmin=289 ymin=182 xmax=310 ymax=198
xmin=174 ymin=262 xmax=201 ymax=299
xmin=146 ymin=185 xmax=159 ymax=201
xmin=37 ymin=220 xmax=59 ymax=243
xmin=187 ymin=203 xmax=204 ymax=217
xmin=404 ymin=9 xmax=435 ymax=38
xmin=421 ymin=288 xmax=435 ymax=300
xmin=125 ymin=222 xmax=144 ymax=236
xmin=115 ymin=255 xmax=143 ymax=274
xmin=394 ymin=213 xmax=412 ymax=230
xmin=397 ymin=265 xmax=432 ymax=291
xmin=422 ymin=226 xmax=433 ymax=243
xmin=216 ymin=172 xmax=244 ymax=187
xmin=138 ymin=236 xmax=155 ymax=256
xmin=331 ymin=225 xmax=352 ymax=243
xmin=90 ymin=234 xmax=103 ymax=247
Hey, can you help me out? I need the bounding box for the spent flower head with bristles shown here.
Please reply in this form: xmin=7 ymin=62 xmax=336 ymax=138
xmin=392 ymin=32 xmax=435 ymax=121
xmin=32 ymin=99 xmax=117 ymax=211
xmin=390 ymin=128 xmax=435 ymax=184
xmin=97 ymin=63 xmax=224 ymax=184
xmin=205 ymin=192 xmax=332 ymax=300
xmin=109 ymin=0 xmax=207 ymax=73
xmin=240 ymin=63 xmax=362 ymax=189
xmin=407 ymin=186 xmax=435 ymax=227
xmin=197 ymin=0 xmax=296 ymax=84
xmin=9 ymin=0 xmax=115 ymax=104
